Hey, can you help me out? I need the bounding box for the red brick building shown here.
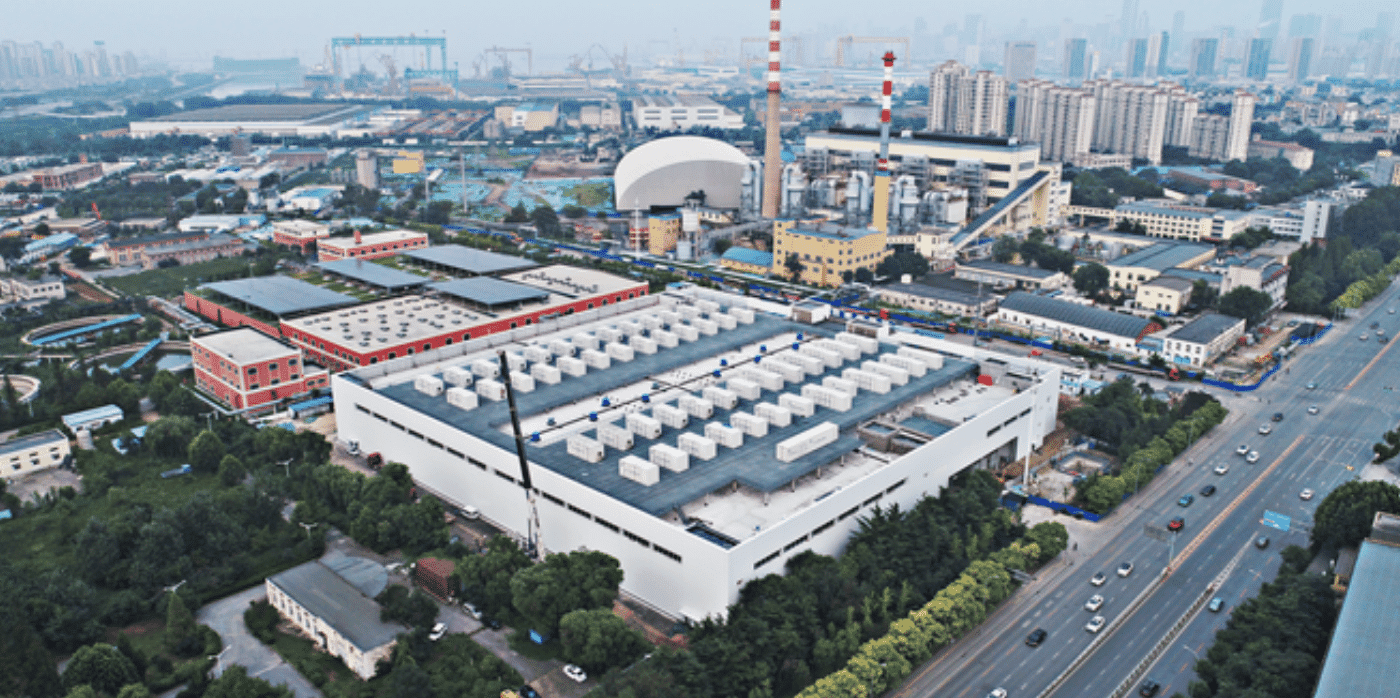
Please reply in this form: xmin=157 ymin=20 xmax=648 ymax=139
xmin=191 ymin=328 xmax=330 ymax=412
xmin=33 ymin=163 xmax=104 ymax=190
xmin=271 ymin=220 xmax=331 ymax=253
xmin=317 ymin=230 xmax=429 ymax=262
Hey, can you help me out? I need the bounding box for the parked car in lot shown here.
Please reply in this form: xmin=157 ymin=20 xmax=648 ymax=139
xmin=429 ymin=622 xmax=447 ymax=641
xmin=563 ymin=665 xmax=588 ymax=683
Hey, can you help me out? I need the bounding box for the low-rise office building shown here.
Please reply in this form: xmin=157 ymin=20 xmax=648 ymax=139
xmin=877 ymin=281 xmax=999 ymax=317
xmin=317 ymin=230 xmax=429 ymax=262
xmin=1158 ymin=312 xmax=1245 ymax=368
xmin=772 ymin=223 xmax=888 ymax=288
xmin=192 ymin=328 xmax=329 ymax=412
xmin=61 ymin=405 xmax=124 ymax=434
xmin=1212 ymin=255 xmax=1290 ymax=311
xmin=997 ymin=291 xmax=1162 ymax=354
xmin=1114 ymin=201 xmax=1253 ymax=243
xmin=266 ymin=558 xmax=405 ymax=680
xmin=719 ymin=247 xmax=775 ymax=276
xmin=0 ymin=430 xmax=71 ymax=480
xmin=1106 ymin=241 xmax=1215 ymax=292
xmin=1134 ymin=276 xmax=1194 ymax=315
xmin=139 ymin=234 xmax=245 ymax=270
xmin=1 ymin=275 xmax=65 ymax=304
xmin=272 ymin=220 xmax=332 ymax=253
xmin=954 ymin=259 xmax=1068 ymax=292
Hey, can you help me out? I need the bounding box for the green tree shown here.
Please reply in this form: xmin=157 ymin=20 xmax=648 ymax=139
xmin=451 ymin=536 xmax=532 ymax=617
xmin=202 ymin=666 xmax=294 ymax=698
xmin=164 ymin=593 xmax=198 ymax=655
xmin=558 ymin=608 xmax=649 ymax=674
xmin=0 ymin=603 xmax=63 ymax=698
xmin=1072 ymin=263 xmax=1109 ymax=296
xmin=784 ymin=253 xmax=803 ymax=279
xmin=145 ymin=416 xmax=197 ymax=457
xmin=62 ymin=643 xmax=139 ymax=694
xmin=991 ymin=236 xmax=1019 ymax=263
xmin=218 ymin=454 xmax=247 ymax=487
xmin=69 ymin=246 xmax=92 ymax=268
xmin=1311 ymin=480 xmax=1400 ymax=552
xmin=504 ymin=203 xmax=529 ymax=223
xmin=376 ymin=586 xmax=440 ymax=629
xmin=115 ymin=684 xmax=152 ymax=698
xmin=1216 ymin=287 xmax=1274 ymax=326
xmin=187 ymin=430 xmax=225 ymax=474
xmin=510 ymin=550 xmax=624 ymax=637
xmin=530 ymin=205 xmax=561 ymax=238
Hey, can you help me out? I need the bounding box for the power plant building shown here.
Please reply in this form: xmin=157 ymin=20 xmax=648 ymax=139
xmin=330 ymin=286 xmax=1061 ymax=621
xmin=631 ymin=95 xmax=744 ymax=131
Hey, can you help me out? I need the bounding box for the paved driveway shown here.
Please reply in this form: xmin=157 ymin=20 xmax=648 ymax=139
xmin=197 ymin=586 xmax=322 ymax=698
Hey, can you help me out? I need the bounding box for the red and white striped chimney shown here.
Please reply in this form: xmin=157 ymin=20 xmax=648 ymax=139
xmin=871 ymin=51 xmax=896 ymax=233
xmin=760 ymin=0 xmax=783 ymax=219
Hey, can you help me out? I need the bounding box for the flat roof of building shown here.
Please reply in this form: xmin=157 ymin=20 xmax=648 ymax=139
xmin=502 ymin=265 xmax=643 ymax=298
xmin=1001 ymin=291 xmax=1154 ymax=339
xmin=62 ymin=404 xmax=123 ymax=428
xmin=959 ymin=259 xmax=1062 ymax=280
xmin=319 ymin=230 xmax=425 ymax=251
xmin=284 ymin=295 xmax=491 ymax=349
xmin=375 ymin=313 xmax=976 ymax=517
xmin=0 ymin=429 xmax=67 ymax=457
xmin=881 ymin=282 xmax=988 ymax=307
xmin=1108 ymin=242 xmax=1215 ymax=272
xmin=316 ymin=259 xmax=430 ymax=291
xmin=196 ymin=327 xmax=297 ymax=365
xmin=721 ymin=247 xmax=775 ymax=268
xmin=820 ymin=127 xmax=1040 ymax=153
xmin=1167 ymin=312 xmax=1244 ymax=344
xmin=1140 ymin=275 xmax=1194 ymax=293
xmin=428 ymin=277 xmax=551 ymax=309
xmin=1117 ymin=201 xmax=1216 ymax=219
xmin=147 ymin=233 xmax=242 ymax=256
xmin=107 ymin=231 xmax=206 ymax=250
xmin=203 ymin=276 xmax=359 ymax=316
xmin=268 ymin=560 xmax=405 ymax=652
xmin=1313 ymin=534 xmax=1400 ymax=697
xmin=1159 ymin=268 xmax=1222 ymax=287
xmin=145 ymin=104 xmax=362 ymax=123
xmin=784 ymin=223 xmax=883 ymax=241
xmin=402 ymin=245 xmax=538 ymax=276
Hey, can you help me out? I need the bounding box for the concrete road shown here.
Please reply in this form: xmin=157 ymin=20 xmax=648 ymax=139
xmin=197 ymin=586 xmax=322 ymax=698
xmin=893 ymin=288 xmax=1400 ymax=698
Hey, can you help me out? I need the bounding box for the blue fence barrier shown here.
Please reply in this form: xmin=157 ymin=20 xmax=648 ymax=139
xmin=1025 ymin=495 xmax=1102 ymax=522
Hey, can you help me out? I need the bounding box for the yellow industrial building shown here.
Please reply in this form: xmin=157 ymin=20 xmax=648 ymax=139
xmin=772 ymin=223 xmax=888 ymax=287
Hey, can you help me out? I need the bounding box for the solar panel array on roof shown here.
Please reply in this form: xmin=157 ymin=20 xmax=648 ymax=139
xmin=403 ymin=245 xmax=538 ymax=276
xmin=316 ymin=259 xmax=430 ymax=290
xmin=1001 ymin=291 xmax=1153 ymax=339
xmin=203 ymin=276 xmax=358 ymax=316
xmin=429 ymin=277 xmax=550 ymax=308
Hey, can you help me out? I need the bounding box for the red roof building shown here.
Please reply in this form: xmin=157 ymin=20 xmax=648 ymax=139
xmin=318 ymin=229 xmax=429 ymax=262
xmin=192 ymin=328 xmax=330 ymax=412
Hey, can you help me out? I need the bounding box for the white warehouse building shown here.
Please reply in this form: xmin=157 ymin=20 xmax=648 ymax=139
xmin=331 ymin=287 xmax=1060 ymax=621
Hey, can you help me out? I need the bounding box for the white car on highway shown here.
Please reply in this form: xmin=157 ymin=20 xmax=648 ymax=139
xmin=1259 ymin=424 xmax=1272 ymax=435
xmin=1300 ymin=488 xmax=1315 ymax=500
xmin=1247 ymin=451 xmax=1261 ymax=464
xmin=1085 ymin=615 xmax=1107 ymax=633
xmin=1236 ymin=444 xmax=1250 ymax=455
xmin=1214 ymin=463 xmax=1230 ymax=475
xmin=1085 ymin=594 xmax=1104 ymax=611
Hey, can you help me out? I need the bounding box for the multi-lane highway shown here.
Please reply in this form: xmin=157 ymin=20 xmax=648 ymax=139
xmin=894 ymin=291 xmax=1400 ymax=698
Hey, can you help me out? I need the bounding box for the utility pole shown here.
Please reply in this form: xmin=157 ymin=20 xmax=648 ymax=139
xmin=499 ymin=350 xmax=543 ymax=561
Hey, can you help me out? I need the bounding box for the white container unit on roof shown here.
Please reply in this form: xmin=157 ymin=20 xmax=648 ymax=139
xmin=619 ymin=456 xmax=660 ymax=486
xmin=524 ymin=345 xmax=553 ymax=363
xmin=755 ymin=402 xmax=793 ymax=427
xmin=704 ymin=422 xmax=744 ymax=449
xmin=862 ymin=360 xmax=908 ymax=385
xmin=414 ymin=375 xmax=444 ymax=396
xmin=702 ymin=386 xmax=738 ymax=410
xmin=653 ymin=330 xmax=679 ymax=348
xmin=821 ymin=376 xmax=858 ymax=396
xmin=581 ymin=349 xmax=611 ymax=370
xmin=778 ymin=393 xmax=815 ymax=417
xmin=476 ymin=379 xmax=505 ymax=401
xmin=842 ymin=368 xmax=891 ymax=394
xmin=606 ymin=342 xmax=635 ymax=362
xmin=597 ymin=423 xmax=634 ymax=451
xmin=626 ymin=413 xmax=663 ymax=440
xmin=775 ymin=422 xmax=839 ymax=462
xmin=531 ymin=363 xmax=562 ymax=384
xmin=802 ymin=384 xmax=852 ymax=412
xmin=653 ymin=403 xmax=690 ymax=429
xmin=631 ymin=335 xmax=658 ymax=355
xmin=649 ymin=443 xmax=689 ymax=472
xmin=557 ymin=355 xmax=587 ymax=377
xmin=677 ymin=432 xmax=717 ymax=460
xmin=471 ymin=359 xmax=499 ymax=378
xmin=446 ymin=386 xmax=478 ymax=410
xmin=729 ymin=411 xmax=769 ymax=438
xmin=442 ymin=366 xmax=473 ymax=387
xmin=568 ymin=435 xmax=605 ymax=463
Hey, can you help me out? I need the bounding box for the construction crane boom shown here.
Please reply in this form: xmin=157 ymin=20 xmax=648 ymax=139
xmin=499 ymin=350 xmax=543 ymax=561
xmin=486 ymin=46 xmax=533 ymax=77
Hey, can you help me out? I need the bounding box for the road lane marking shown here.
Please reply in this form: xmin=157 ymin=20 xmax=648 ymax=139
xmin=1345 ymin=336 xmax=1394 ymax=391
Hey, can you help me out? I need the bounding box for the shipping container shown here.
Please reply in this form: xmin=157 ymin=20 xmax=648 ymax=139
xmin=568 ymin=435 xmax=605 ymax=463
xmin=755 ymin=401 xmax=793 ymax=427
xmin=678 ymin=432 xmax=718 ymax=460
xmin=778 ymin=393 xmax=816 ymax=417
xmin=653 ymin=403 xmax=690 ymax=429
xmin=843 ymin=368 xmax=891 ymax=394
xmin=415 ymin=374 xmax=444 ymax=396
xmin=730 ymin=411 xmax=770 ymax=437
xmin=606 ymin=342 xmax=635 ymax=362
xmin=649 ymin=443 xmax=690 ymax=472
xmin=596 ymin=327 xmax=622 ymax=343
xmin=619 ymin=455 xmax=660 ymax=486
xmin=715 ymin=314 xmax=738 ymax=330
xmin=821 ymin=376 xmax=858 ymax=396
xmin=802 ymin=384 xmax=853 ymax=411
xmin=548 ymin=339 xmax=574 ymax=357
xmin=442 ymin=366 xmax=473 ymax=387
xmin=692 ymin=317 xmax=719 ymax=336
xmin=836 ymin=332 xmax=879 ymax=354
xmin=471 ymin=359 xmax=500 ymax=378
xmin=704 ymin=422 xmax=744 ymax=449
xmin=631 ymin=335 xmax=658 ymax=355
xmin=531 ymin=363 xmax=562 ymax=385
xmin=597 ymin=423 xmax=634 ymax=451
xmin=626 ymin=413 xmax=663 ymax=440
xmin=476 ymin=378 xmax=506 ymax=401
xmin=446 ymin=386 xmax=479 ymax=410
xmin=509 ymin=373 xmax=536 ymax=393
xmin=524 ymin=345 xmax=553 ymax=363
xmin=653 ymin=330 xmax=680 ymax=348
xmin=678 ymin=394 xmax=715 ymax=419
xmin=581 ymin=349 xmax=612 ymax=370
xmin=727 ymin=377 xmax=762 ymax=401
xmin=897 ymin=346 xmax=944 ymax=370
xmin=573 ymin=332 xmax=600 ymax=351
xmin=557 ymin=355 xmax=587 ymax=377
xmin=775 ymin=422 xmax=839 ymax=462
xmin=862 ymin=360 xmax=909 ymax=386
xmin=702 ymin=386 xmax=739 ymax=410
xmin=881 ymin=353 xmax=927 ymax=377
xmin=730 ymin=307 xmax=756 ymax=324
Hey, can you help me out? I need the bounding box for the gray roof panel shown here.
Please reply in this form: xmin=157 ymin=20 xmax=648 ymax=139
xmin=267 ymin=560 xmax=406 ymax=652
xmin=429 ymin=277 xmax=550 ymax=308
xmin=203 ymin=276 xmax=358 ymax=316
xmin=1168 ymin=312 xmax=1244 ymax=344
xmin=403 ymin=245 xmax=537 ymax=276
xmin=1108 ymin=242 xmax=1215 ymax=272
xmin=316 ymin=259 xmax=430 ymax=290
xmin=1001 ymin=291 xmax=1154 ymax=339
xmin=1313 ymin=540 xmax=1400 ymax=697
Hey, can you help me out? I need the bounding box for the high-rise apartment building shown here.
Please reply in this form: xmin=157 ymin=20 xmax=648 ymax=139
xmin=1189 ymin=89 xmax=1255 ymax=161
xmin=927 ymin=61 xmax=1008 ymax=136
xmin=1161 ymin=83 xmax=1199 ymax=147
xmin=1288 ymin=37 xmax=1315 ymax=82
xmin=1259 ymin=0 xmax=1284 ymax=41
xmin=1013 ymin=79 xmax=1096 ymax=163
xmin=1246 ymin=38 xmax=1272 ymax=80
xmin=1226 ymin=90 xmax=1256 ymax=162
xmin=1125 ymin=38 xmax=1149 ymax=78
xmin=1063 ymin=38 xmax=1088 ymax=80
xmin=1120 ymin=0 xmax=1140 ymax=37
xmin=1189 ymin=38 xmax=1219 ymax=79
xmin=1086 ymin=80 xmax=1169 ymax=164
xmin=1004 ymin=41 xmax=1038 ymax=81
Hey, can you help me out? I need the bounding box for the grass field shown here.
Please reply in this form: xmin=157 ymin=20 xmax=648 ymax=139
xmin=103 ymin=257 xmax=256 ymax=298
xmin=270 ymin=630 xmax=357 ymax=688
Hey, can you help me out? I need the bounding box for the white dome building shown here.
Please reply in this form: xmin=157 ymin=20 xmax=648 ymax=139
xmin=613 ymin=136 xmax=750 ymax=212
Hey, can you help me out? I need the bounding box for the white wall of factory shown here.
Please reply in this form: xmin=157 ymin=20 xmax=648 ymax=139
xmin=331 ymin=326 xmax=1061 ymax=621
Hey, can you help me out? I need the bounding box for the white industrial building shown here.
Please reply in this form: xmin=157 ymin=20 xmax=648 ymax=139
xmin=332 ymin=286 xmax=1060 ymax=621
xmin=631 ymin=95 xmax=744 ymax=131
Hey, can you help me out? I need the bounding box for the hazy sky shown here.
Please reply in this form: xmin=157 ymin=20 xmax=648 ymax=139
xmin=5 ymin=0 xmax=1387 ymax=72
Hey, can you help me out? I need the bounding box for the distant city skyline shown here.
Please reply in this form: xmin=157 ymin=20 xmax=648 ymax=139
xmin=2 ymin=0 xmax=1388 ymax=74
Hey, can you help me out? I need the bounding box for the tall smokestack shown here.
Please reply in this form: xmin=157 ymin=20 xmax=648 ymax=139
xmin=760 ymin=0 xmax=783 ymax=219
xmin=870 ymin=51 xmax=896 ymax=234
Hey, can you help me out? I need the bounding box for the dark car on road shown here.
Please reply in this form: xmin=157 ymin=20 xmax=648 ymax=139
xmin=1272 ymin=412 xmax=1284 ymax=422
xmin=1025 ymin=628 xmax=1047 ymax=647
xmin=1139 ymin=678 xmax=1162 ymax=696
xmin=1200 ymin=484 xmax=1217 ymax=496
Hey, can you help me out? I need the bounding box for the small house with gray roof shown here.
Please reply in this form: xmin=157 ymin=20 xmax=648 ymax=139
xmin=997 ymin=291 xmax=1162 ymax=354
xmin=1159 ymin=313 xmax=1245 ymax=368
xmin=265 ymin=556 xmax=405 ymax=679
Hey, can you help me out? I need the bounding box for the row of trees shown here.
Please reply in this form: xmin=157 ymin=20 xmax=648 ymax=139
xmin=1064 ymin=383 xmax=1229 ymax=513
xmin=991 ymin=229 xmax=1076 ymax=274
xmin=1286 ymin=187 xmax=1400 ymax=315
xmin=598 ymin=470 xmax=1068 ymax=698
